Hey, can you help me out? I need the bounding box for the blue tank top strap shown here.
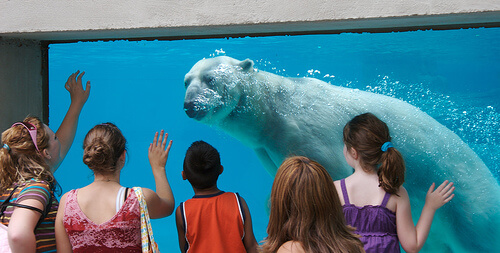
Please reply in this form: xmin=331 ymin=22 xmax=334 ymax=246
xmin=381 ymin=192 xmax=391 ymax=207
xmin=340 ymin=179 xmax=350 ymax=205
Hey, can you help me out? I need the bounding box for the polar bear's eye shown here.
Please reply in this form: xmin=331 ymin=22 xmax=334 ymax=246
xmin=184 ymin=77 xmax=192 ymax=88
xmin=203 ymin=75 xmax=215 ymax=85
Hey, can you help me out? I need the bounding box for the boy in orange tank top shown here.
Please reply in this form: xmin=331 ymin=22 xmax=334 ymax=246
xmin=175 ymin=141 xmax=259 ymax=253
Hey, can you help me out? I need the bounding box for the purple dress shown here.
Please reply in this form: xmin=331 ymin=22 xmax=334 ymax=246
xmin=341 ymin=179 xmax=400 ymax=253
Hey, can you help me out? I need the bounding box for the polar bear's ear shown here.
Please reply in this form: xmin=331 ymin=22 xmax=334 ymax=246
xmin=238 ymin=59 xmax=254 ymax=72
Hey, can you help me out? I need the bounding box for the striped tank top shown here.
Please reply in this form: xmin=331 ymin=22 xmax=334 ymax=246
xmin=0 ymin=179 xmax=58 ymax=253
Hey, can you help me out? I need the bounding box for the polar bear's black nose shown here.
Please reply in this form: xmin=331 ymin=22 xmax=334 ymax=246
xmin=184 ymin=101 xmax=207 ymax=120
xmin=184 ymin=102 xmax=197 ymax=118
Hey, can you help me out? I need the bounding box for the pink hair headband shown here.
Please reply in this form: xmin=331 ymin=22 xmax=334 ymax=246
xmin=12 ymin=122 xmax=40 ymax=152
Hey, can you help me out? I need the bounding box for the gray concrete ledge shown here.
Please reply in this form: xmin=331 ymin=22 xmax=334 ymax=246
xmin=1 ymin=12 xmax=499 ymax=43
xmin=1 ymin=1 xmax=499 ymax=42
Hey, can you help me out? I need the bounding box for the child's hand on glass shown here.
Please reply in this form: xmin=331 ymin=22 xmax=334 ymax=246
xmin=425 ymin=180 xmax=455 ymax=210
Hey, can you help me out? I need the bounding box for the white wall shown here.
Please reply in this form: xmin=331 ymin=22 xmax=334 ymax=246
xmin=1 ymin=0 xmax=499 ymax=41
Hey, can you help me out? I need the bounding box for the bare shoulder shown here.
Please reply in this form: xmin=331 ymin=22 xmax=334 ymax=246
xmin=139 ymin=187 xmax=155 ymax=195
xmin=56 ymin=192 xmax=69 ymax=218
xmin=175 ymin=205 xmax=183 ymax=219
xmin=59 ymin=191 xmax=69 ymax=205
xmin=135 ymin=187 xmax=158 ymax=207
xmin=277 ymin=241 xmax=305 ymax=253
xmin=237 ymin=194 xmax=251 ymax=211
xmin=333 ymin=179 xmax=342 ymax=191
xmin=396 ymin=186 xmax=409 ymax=199
xmin=393 ymin=185 xmax=411 ymax=211
xmin=385 ymin=186 xmax=409 ymax=212
xmin=333 ymin=179 xmax=344 ymax=204
xmin=333 ymin=179 xmax=341 ymax=187
xmin=137 ymin=187 xmax=156 ymax=200
xmin=175 ymin=205 xmax=184 ymax=228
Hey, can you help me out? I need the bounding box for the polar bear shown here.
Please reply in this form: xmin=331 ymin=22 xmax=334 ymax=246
xmin=183 ymin=56 xmax=500 ymax=252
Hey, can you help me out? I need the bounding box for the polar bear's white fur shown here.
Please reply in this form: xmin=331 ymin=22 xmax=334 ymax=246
xmin=183 ymin=56 xmax=500 ymax=252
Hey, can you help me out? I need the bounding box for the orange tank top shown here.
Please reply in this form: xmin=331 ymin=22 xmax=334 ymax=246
xmin=180 ymin=191 xmax=246 ymax=253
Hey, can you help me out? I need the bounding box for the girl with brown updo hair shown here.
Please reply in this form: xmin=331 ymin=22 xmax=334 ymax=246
xmin=262 ymin=156 xmax=365 ymax=253
xmin=55 ymin=123 xmax=175 ymax=252
xmin=0 ymin=71 xmax=90 ymax=252
xmin=334 ymin=113 xmax=455 ymax=253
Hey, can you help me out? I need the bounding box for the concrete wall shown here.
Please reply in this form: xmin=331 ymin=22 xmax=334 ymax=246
xmin=0 ymin=0 xmax=499 ymax=133
xmin=1 ymin=0 xmax=499 ymax=41
xmin=0 ymin=38 xmax=47 ymax=132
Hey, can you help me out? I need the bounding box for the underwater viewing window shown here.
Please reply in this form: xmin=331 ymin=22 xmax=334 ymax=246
xmin=49 ymin=27 xmax=500 ymax=252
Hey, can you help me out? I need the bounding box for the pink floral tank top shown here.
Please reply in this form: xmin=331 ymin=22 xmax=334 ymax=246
xmin=63 ymin=188 xmax=141 ymax=252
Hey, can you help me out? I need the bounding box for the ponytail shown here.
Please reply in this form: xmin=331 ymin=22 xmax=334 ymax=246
xmin=378 ymin=147 xmax=405 ymax=195
xmin=0 ymin=146 xmax=17 ymax=192
xmin=344 ymin=113 xmax=406 ymax=195
xmin=1 ymin=116 xmax=53 ymax=192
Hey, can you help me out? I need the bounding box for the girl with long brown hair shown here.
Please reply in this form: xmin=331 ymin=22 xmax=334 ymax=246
xmin=262 ymin=156 xmax=365 ymax=253
xmin=335 ymin=113 xmax=455 ymax=253
xmin=0 ymin=71 xmax=90 ymax=252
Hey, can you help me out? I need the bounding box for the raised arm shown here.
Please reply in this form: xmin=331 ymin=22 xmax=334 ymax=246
xmin=397 ymin=181 xmax=455 ymax=253
xmin=54 ymin=71 xmax=91 ymax=169
xmin=143 ymin=130 xmax=175 ymax=218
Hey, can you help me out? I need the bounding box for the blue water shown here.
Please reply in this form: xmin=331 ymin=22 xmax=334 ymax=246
xmin=49 ymin=27 xmax=500 ymax=252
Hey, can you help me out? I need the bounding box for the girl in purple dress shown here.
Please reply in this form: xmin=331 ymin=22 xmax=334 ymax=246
xmin=334 ymin=113 xmax=455 ymax=253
